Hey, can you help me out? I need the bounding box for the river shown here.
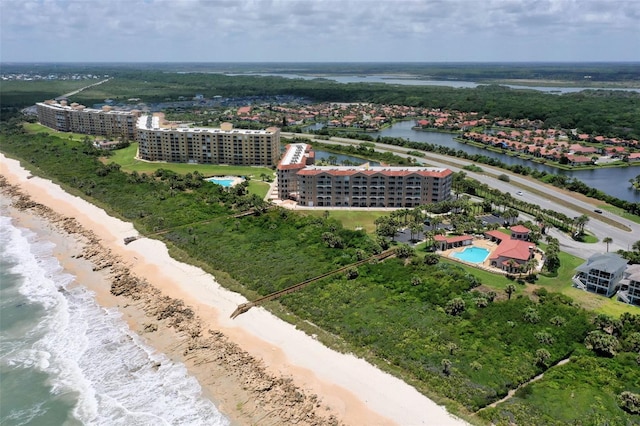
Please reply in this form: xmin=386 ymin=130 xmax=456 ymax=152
xmin=312 ymin=121 xmax=639 ymax=202
xmin=227 ymin=73 xmax=640 ymax=94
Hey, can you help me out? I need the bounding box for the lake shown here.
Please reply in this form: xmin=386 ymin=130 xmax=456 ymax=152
xmin=312 ymin=120 xmax=638 ymax=202
xmin=227 ymin=73 xmax=640 ymax=94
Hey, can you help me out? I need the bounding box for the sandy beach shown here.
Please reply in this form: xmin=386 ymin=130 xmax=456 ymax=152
xmin=1 ymin=152 xmax=466 ymax=426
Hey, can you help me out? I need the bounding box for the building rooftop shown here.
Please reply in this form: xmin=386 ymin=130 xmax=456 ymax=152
xmin=37 ymin=100 xmax=134 ymax=116
xmin=490 ymin=238 xmax=535 ymax=262
xmin=435 ymin=234 xmax=473 ymax=243
xmin=136 ymin=114 xmax=277 ymax=135
xmin=576 ymin=253 xmax=628 ymax=274
xmin=296 ymin=165 xmax=452 ymax=178
xmin=279 ymin=143 xmax=311 ymax=169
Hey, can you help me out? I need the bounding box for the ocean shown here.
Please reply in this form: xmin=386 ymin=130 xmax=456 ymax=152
xmin=0 ymin=215 xmax=230 ymax=426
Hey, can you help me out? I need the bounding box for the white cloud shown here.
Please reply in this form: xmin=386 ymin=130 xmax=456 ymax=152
xmin=1 ymin=0 xmax=638 ymax=61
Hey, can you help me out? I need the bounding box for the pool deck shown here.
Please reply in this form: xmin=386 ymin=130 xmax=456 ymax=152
xmin=440 ymin=237 xmax=543 ymax=275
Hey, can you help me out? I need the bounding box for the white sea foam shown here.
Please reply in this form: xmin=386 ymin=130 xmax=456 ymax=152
xmin=0 ymin=216 xmax=229 ymax=425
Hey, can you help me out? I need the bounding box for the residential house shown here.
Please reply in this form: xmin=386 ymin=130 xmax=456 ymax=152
xmin=573 ymin=253 xmax=628 ymax=297
xmin=618 ymin=264 xmax=640 ymax=306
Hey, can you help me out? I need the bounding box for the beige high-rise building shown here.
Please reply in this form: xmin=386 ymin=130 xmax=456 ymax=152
xmin=136 ymin=116 xmax=280 ymax=166
xmin=36 ymin=101 xmax=280 ymax=167
xmin=36 ymin=100 xmax=141 ymax=140
xmin=277 ymin=143 xmax=452 ymax=208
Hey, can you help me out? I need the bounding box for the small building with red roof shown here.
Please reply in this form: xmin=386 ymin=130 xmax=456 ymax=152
xmin=434 ymin=234 xmax=473 ymax=251
xmin=510 ymin=225 xmax=530 ymax=241
xmin=484 ymin=230 xmax=536 ymax=272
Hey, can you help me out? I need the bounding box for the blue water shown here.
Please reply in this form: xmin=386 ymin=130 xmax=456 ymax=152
xmin=207 ymin=178 xmax=235 ymax=187
xmin=373 ymin=121 xmax=640 ymax=203
xmin=0 ymin=214 xmax=229 ymax=426
xmin=451 ymin=246 xmax=490 ymax=263
xmin=227 ymin=72 xmax=640 ymax=94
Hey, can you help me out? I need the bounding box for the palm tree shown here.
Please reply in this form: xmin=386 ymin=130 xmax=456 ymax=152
xmin=430 ymin=216 xmax=443 ymax=233
xmin=410 ymin=221 xmax=423 ymax=242
xmin=603 ymin=237 xmax=613 ymax=252
xmin=504 ymin=208 xmax=519 ymax=225
xmin=505 ymin=283 xmax=517 ymax=300
xmin=525 ymin=258 xmax=538 ymax=275
xmin=574 ymin=214 xmax=589 ymax=236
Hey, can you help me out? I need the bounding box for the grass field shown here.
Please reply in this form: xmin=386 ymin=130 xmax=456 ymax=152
xmin=106 ymin=143 xmax=275 ymax=178
xmin=23 ymin=122 xmax=93 ymax=143
xmin=440 ymin=249 xmax=636 ymax=317
xmin=301 ymin=209 xmax=388 ymax=233
xmin=1 ymin=80 xmax=92 ymax=107
xmin=599 ymin=203 xmax=640 ymax=225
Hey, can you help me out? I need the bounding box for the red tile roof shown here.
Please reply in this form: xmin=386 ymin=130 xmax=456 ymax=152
xmin=296 ymin=167 xmax=452 ymax=178
xmin=490 ymin=239 xmax=535 ymax=262
xmin=510 ymin=225 xmax=530 ymax=233
xmin=485 ymin=230 xmax=508 ymax=240
xmin=435 ymin=235 xmax=473 ymax=243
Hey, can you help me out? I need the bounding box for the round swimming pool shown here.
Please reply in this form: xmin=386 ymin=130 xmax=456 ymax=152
xmin=450 ymin=246 xmax=490 ymax=264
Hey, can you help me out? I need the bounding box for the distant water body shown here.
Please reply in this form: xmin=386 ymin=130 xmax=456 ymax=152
xmin=226 ymin=72 xmax=640 ymax=94
xmin=0 ymin=215 xmax=229 ymax=426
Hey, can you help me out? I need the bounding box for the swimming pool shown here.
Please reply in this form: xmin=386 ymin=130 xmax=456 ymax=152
xmin=450 ymin=246 xmax=490 ymax=264
xmin=206 ymin=177 xmax=236 ymax=187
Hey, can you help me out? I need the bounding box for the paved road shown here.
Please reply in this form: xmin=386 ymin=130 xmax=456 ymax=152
xmin=57 ymin=78 xmax=112 ymax=99
xmin=282 ymin=132 xmax=639 ymax=258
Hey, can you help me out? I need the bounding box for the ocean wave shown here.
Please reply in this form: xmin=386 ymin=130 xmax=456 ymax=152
xmin=0 ymin=216 xmax=229 ymax=426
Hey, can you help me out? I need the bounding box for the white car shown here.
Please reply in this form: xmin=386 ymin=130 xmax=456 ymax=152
xmin=516 ymin=191 xmax=524 ymax=196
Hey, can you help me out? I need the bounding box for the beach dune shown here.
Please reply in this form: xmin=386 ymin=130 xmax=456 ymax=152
xmin=1 ymin=153 xmax=467 ymax=426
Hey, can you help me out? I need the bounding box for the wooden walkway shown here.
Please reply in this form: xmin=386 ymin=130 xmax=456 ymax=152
xmin=230 ymin=249 xmax=396 ymax=319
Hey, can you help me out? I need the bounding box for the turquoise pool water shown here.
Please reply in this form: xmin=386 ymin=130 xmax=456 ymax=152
xmin=207 ymin=178 xmax=235 ymax=187
xmin=451 ymin=246 xmax=490 ymax=264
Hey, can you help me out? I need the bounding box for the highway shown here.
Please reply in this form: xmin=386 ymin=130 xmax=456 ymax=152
xmin=282 ymin=132 xmax=639 ymax=259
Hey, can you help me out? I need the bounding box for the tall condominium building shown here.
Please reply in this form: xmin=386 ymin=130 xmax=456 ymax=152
xmin=136 ymin=115 xmax=280 ymax=166
xmin=276 ymin=143 xmax=315 ymax=199
xmin=36 ymin=100 xmax=141 ymax=140
xmin=277 ymin=143 xmax=452 ymax=207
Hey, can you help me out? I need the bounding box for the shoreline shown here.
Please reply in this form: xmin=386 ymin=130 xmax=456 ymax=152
xmin=0 ymin=153 xmax=467 ymax=425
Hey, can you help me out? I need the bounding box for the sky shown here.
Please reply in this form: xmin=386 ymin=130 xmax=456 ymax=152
xmin=1 ymin=0 xmax=639 ymax=63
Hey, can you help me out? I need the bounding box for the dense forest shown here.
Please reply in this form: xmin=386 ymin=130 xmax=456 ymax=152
xmin=2 ymin=64 xmax=640 ymax=139
xmin=1 ymin=116 xmax=639 ymax=425
xmin=3 ymin=61 xmax=640 ymax=82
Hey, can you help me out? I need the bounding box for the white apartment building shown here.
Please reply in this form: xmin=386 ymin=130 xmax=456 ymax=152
xmin=36 ymin=100 xmax=140 ymax=140
xmin=136 ymin=116 xmax=280 ymax=167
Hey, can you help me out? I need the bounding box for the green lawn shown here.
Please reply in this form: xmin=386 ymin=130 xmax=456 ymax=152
xmin=22 ymin=125 xmax=277 ymax=182
xmin=439 ymin=249 xmax=637 ymax=317
xmin=106 ymin=143 xmax=275 ymax=179
xmin=599 ymin=203 xmax=640 ymax=225
xmin=23 ymin=122 xmax=93 ymax=143
xmin=302 ymin=209 xmax=388 ymax=233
